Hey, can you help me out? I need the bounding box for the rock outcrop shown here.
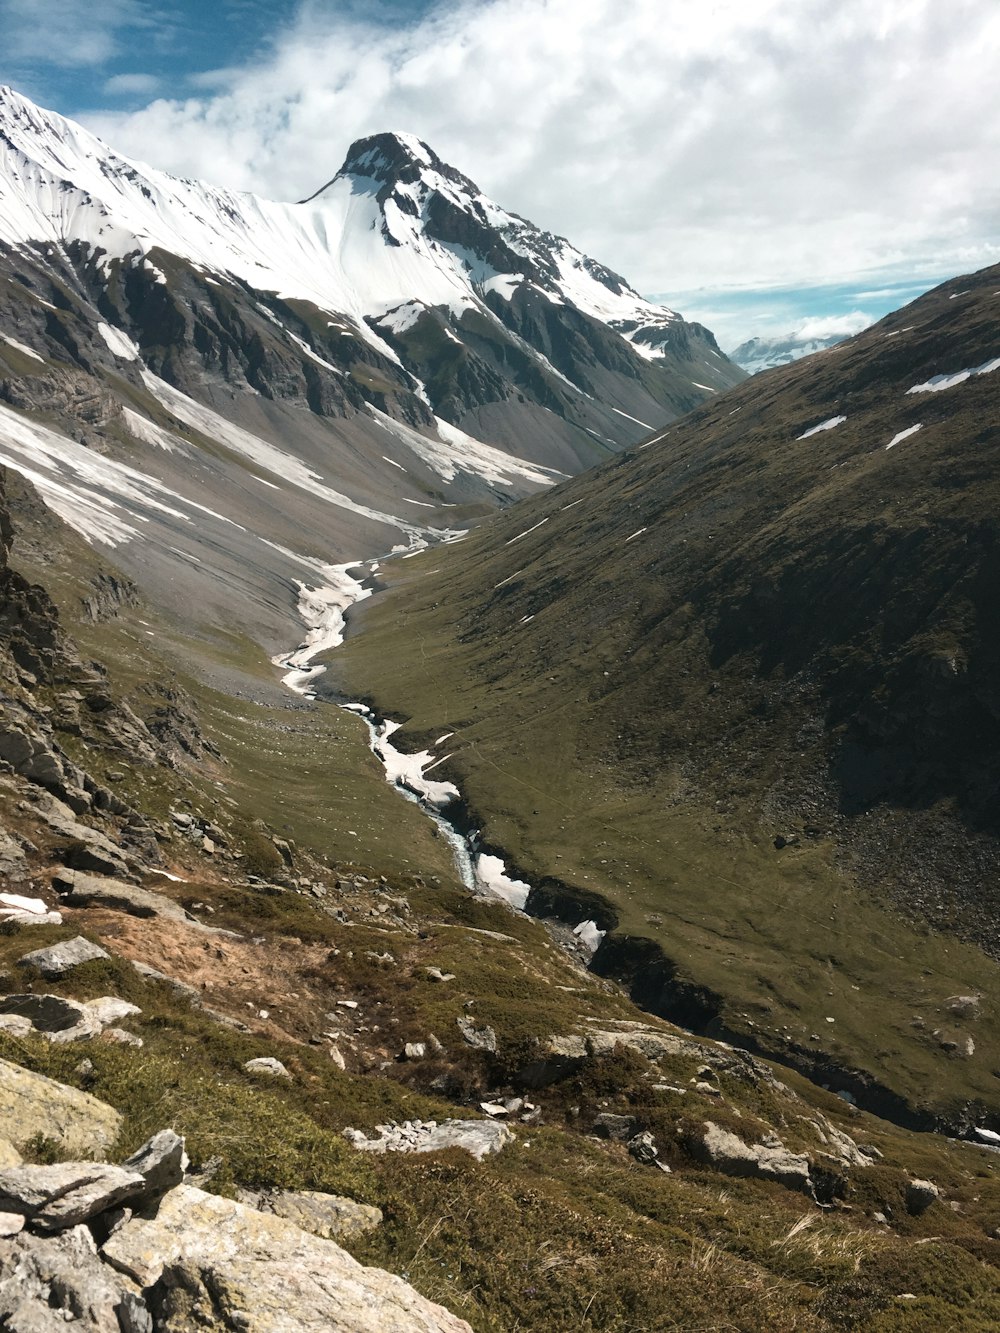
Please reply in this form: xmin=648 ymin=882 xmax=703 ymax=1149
xmin=0 ymin=1130 xmax=472 ymax=1333
xmin=0 ymin=1060 xmax=122 ymax=1157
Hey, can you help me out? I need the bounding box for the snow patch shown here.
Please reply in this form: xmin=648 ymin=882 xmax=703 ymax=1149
xmin=573 ymin=919 xmax=606 ymax=952
xmin=797 ymin=415 xmax=847 ymax=440
xmin=271 ymin=561 xmax=373 ymax=697
xmin=374 ymin=719 xmax=459 ymax=808
xmin=1 ymin=333 xmax=43 ymax=362
xmin=907 ymin=357 xmax=1000 ymax=394
xmin=475 ymin=854 xmax=530 ymax=910
xmin=96 ymin=321 xmax=140 ymax=361
xmin=886 ymin=423 xmax=922 ymax=450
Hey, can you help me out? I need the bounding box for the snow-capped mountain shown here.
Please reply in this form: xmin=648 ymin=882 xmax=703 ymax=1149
xmin=728 ymin=330 xmax=852 ymax=375
xmin=0 ymin=84 xmax=741 ymax=658
xmin=0 ymin=87 xmax=740 ymax=462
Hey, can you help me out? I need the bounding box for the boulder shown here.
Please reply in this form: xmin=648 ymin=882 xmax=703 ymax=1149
xmin=455 ymin=1017 xmax=497 ymax=1053
xmin=906 ymin=1178 xmax=940 ymax=1214
xmin=102 ymin=1185 xmax=472 ymax=1331
xmin=0 ymin=1163 xmax=146 ymax=1231
xmin=0 ymin=1224 xmax=147 ymax=1332
xmin=52 ymin=869 xmax=191 ymax=923
xmin=17 ymin=936 xmax=109 ymax=978
xmin=121 ymin=1131 xmax=187 ymax=1202
xmin=627 ymin=1131 xmax=660 ymax=1165
xmin=693 ymin=1122 xmax=813 ymax=1195
xmin=84 ymin=998 xmax=141 ymax=1028
xmin=236 ymin=1188 xmax=382 ymax=1241
xmin=244 ymin=1058 xmax=291 ymax=1079
xmin=592 ymin=1113 xmax=639 ymax=1142
xmin=0 ymin=1060 xmax=121 ymax=1157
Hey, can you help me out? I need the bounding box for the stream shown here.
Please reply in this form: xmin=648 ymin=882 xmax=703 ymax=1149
xmin=270 ymin=550 xmax=604 ymax=946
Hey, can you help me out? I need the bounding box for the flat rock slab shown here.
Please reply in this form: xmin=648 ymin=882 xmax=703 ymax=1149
xmin=237 ymin=1189 xmax=382 ymax=1241
xmin=18 ymin=936 xmax=110 ymax=978
xmin=52 ymin=869 xmax=193 ymax=923
xmin=694 ymin=1122 xmax=812 ymax=1194
xmin=0 ymin=1058 xmax=121 ymax=1157
xmin=103 ymin=1184 xmax=472 ymax=1331
xmin=0 ymin=994 xmax=103 ymax=1043
xmin=345 ymin=1119 xmax=514 ymax=1162
xmin=0 ymin=1162 xmax=146 ymax=1231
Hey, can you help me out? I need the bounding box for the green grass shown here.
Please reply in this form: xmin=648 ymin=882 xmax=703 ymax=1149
xmin=331 ymin=265 xmax=1000 ymax=1129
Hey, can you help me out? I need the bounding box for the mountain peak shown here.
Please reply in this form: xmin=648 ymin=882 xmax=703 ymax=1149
xmin=340 ymin=131 xmax=440 ymax=183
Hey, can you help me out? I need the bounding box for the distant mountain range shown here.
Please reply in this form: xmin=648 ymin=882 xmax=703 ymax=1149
xmin=728 ymin=328 xmax=855 ymax=374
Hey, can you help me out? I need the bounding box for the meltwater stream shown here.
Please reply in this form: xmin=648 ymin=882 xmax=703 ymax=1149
xmin=269 ymin=551 xmax=595 ymax=929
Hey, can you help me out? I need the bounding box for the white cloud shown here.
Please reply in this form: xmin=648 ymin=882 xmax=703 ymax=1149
xmin=77 ymin=0 xmax=1000 ymax=296
xmin=103 ymin=72 xmax=161 ymax=96
xmin=0 ymin=0 xmax=145 ymax=68
xmin=794 ymin=312 xmax=873 ymax=341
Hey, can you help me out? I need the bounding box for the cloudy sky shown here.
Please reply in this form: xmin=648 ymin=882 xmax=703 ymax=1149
xmin=2 ymin=0 xmax=999 ymax=347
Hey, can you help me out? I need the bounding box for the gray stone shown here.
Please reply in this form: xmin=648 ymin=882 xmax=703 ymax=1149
xmin=627 ymin=1131 xmax=660 ymax=1165
xmin=0 ymin=1163 xmax=146 ymax=1230
xmin=905 ymin=1178 xmax=940 ymax=1214
xmin=102 ymin=1185 xmax=472 ymax=1331
xmin=100 ymin=1028 xmax=143 ymax=1048
xmin=52 ymin=869 xmax=192 ymax=923
xmin=17 ymin=936 xmax=110 ymax=978
xmin=0 ymin=1059 xmax=121 ymax=1157
xmin=592 ymin=1113 xmax=639 ymax=1142
xmin=694 ymin=1121 xmax=813 ymax=1194
xmin=130 ymin=960 xmax=201 ymax=1004
xmin=344 ymin=1118 xmax=513 ymax=1162
xmin=120 ymin=1130 xmax=188 ymax=1201
xmin=456 ymin=1016 xmax=498 ymax=1053
xmin=0 ymin=1223 xmax=145 ymax=1332
xmin=236 ymin=1188 xmax=382 ymax=1241
xmin=0 ymin=1212 xmax=24 ymax=1237
xmin=244 ymin=1057 xmax=291 ymax=1078
xmin=425 ymin=967 xmax=455 ymax=982
xmin=84 ymin=997 xmax=141 ymax=1027
xmin=32 ymin=795 xmax=129 ymax=877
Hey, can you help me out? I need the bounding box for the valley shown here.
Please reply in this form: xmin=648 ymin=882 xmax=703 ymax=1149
xmin=2 ymin=84 xmax=1000 ymax=1332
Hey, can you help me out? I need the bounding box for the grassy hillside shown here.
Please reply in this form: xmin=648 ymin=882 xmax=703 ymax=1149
xmin=333 ymin=263 xmax=1000 ymax=1129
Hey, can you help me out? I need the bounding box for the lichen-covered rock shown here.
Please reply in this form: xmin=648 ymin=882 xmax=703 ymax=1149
xmin=0 ymin=1223 xmax=146 ymax=1332
xmin=0 ymin=1058 xmax=121 ymax=1156
xmin=0 ymin=994 xmax=103 ymax=1044
xmin=103 ymin=1185 xmax=472 ymax=1331
xmin=0 ymin=1162 xmax=146 ymax=1231
xmin=236 ymin=1188 xmax=382 ymax=1241
xmin=121 ymin=1131 xmax=188 ymax=1203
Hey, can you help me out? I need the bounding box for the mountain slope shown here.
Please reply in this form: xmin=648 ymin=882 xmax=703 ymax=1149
xmin=334 ymin=262 xmax=1000 ymax=1130
xmin=0 ymin=85 xmax=740 ymax=660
